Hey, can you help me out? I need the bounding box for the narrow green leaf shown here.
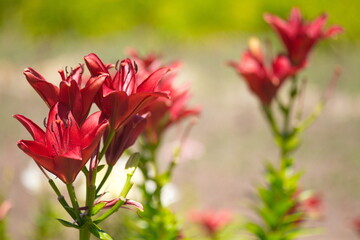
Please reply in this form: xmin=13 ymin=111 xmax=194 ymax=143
xmin=56 ymin=219 xmax=80 ymax=229
xmin=97 ymin=164 xmax=106 ymax=172
xmin=88 ymin=222 xmax=113 ymax=240
xmin=245 ymin=222 xmax=266 ymax=239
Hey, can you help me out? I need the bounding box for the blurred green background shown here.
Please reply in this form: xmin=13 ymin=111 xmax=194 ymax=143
xmin=0 ymin=0 xmax=359 ymax=40
xmin=0 ymin=1 xmax=359 ymax=240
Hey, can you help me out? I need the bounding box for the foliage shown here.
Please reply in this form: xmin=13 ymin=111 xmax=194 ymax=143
xmin=0 ymin=0 xmax=358 ymax=40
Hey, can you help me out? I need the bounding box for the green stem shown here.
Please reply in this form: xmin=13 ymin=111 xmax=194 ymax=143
xmin=282 ymin=77 xmax=300 ymax=164
xmin=120 ymin=175 xmax=134 ymax=198
xmin=210 ymin=233 xmax=219 ymax=240
xmin=166 ymin=160 xmax=177 ymax=180
xmin=138 ymin=143 xmax=163 ymax=208
xmin=0 ymin=220 xmax=8 ymax=240
xmin=79 ymin=226 xmax=91 ymax=240
xmin=154 ymin=181 xmax=163 ymax=209
xmin=262 ymin=104 xmax=281 ymax=137
xmin=283 ymin=76 xmax=298 ymax=135
xmin=66 ymin=184 xmax=81 ymax=223
xmin=49 ymin=179 xmax=62 ymax=196
xmin=96 ymin=165 xmax=113 ymax=195
xmin=94 ymin=198 xmax=126 ymax=224
xmin=86 ymin=184 xmax=96 ymax=218
xmin=48 ymin=180 xmax=77 ymax=220
xmin=98 ymin=129 xmax=116 ymax=160
xmin=81 ymin=167 xmax=89 ymax=177
xmin=87 ymin=153 xmax=99 ymax=216
xmin=148 ymin=145 xmax=164 ymax=208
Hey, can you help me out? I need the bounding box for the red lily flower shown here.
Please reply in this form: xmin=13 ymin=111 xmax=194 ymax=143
xmin=104 ymin=115 xmax=146 ymax=166
xmin=129 ymin=50 xmax=200 ymax=144
xmin=229 ymin=39 xmax=295 ymax=105
xmin=143 ymin=82 xmax=200 ymax=144
xmin=264 ymin=8 xmax=343 ymax=66
xmin=23 ymin=65 xmax=106 ymax=125
xmin=15 ymin=103 xmax=108 ymax=184
xmin=84 ymin=53 xmax=170 ymax=131
xmin=189 ymin=210 xmax=232 ymax=237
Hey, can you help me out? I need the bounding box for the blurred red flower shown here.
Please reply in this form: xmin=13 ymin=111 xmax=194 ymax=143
xmin=15 ymin=103 xmax=108 ymax=184
xmin=129 ymin=50 xmax=200 ymax=144
xmin=84 ymin=53 xmax=170 ymax=131
xmin=289 ymin=190 xmax=323 ymax=225
xmin=264 ymin=8 xmax=343 ymax=66
xmin=229 ymin=38 xmax=296 ymax=105
xmin=189 ymin=210 xmax=232 ymax=237
xmin=299 ymin=193 xmax=323 ymax=219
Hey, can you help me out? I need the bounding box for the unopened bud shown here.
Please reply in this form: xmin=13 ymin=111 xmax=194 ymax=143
xmin=125 ymin=152 xmax=140 ymax=176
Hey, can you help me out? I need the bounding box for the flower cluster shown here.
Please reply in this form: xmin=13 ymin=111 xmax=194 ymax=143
xmin=264 ymin=8 xmax=343 ymax=67
xmin=16 ymin=53 xmax=175 ymax=183
xmin=15 ymin=52 xmax=200 ymax=239
xmin=230 ymin=8 xmax=342 ymax=105
xmin=15 ymin=104 xmax=108 ymax=184
xmin=229 ymin=8 xmax=342 ymax=240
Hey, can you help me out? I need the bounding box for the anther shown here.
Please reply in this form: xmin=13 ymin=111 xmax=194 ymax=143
xmin=63 ymin=119 xmax=68 ymax=128
xmin=68 ymin=118 xmax=73 ymax=128
xmin=133 ymin=61 xmax=138 ymax=73
xmin=43 ymin=117 xmax=47 ymax=128
xmin=79 ymin=64 xmax=84 ymax=74
xmin=65 ymin=66 xmax=69 ymax=77
xmin=115 ymin=60 xmax=120 ymax=70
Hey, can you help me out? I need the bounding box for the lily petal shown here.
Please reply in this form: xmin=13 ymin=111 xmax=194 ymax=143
xmin=100 ymin=91 xmax=129 ymax=129
xmin=53 ymin=155 xmax=83 ymax=184
xmin=59 ymin=80 xmax=83 ymax=123
xmin=17 ymin=140 xmax=54 ymax=171
xmin=24 ymin=68 xmax=59 ymax=108
xmin=81 ymin=112 xmax=108 ymax=161
xmin=14 ymin=114 xmax=45 ymax=143
xmin=137 ymin=67 xmax=171 ymax=92
xmin=105 ymin=115 xmax=146 ymax=166
xmin=79 ymin=74 xmax=107 ymax=124
xmin=84 ymin=53 xmax=109 ymax=76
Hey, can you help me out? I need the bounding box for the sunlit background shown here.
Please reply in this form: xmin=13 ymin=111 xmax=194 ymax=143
xmin=1 ymin=0 xmax=359 ymax=239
